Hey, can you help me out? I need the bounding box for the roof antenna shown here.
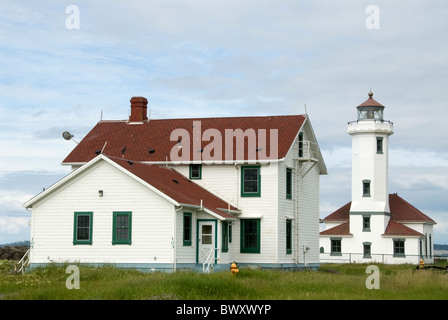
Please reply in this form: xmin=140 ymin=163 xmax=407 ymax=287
xmin=304 ymin=104 xmax=308 ymax=115
xmin=101 ymin=141 xmax=108 ymax=154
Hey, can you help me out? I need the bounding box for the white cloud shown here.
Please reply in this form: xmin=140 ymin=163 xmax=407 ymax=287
xmin=0 ymin=191 xmax=33 ymax=214
xmin=0 ymin=217 xmax=29 ymax=235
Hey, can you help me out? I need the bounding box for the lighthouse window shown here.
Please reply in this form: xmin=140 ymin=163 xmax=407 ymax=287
xmin=362 ymin=180 xmax=371 ymax=197
xmin=363 ymin=216 xmax=371 ymax=231
xmin=376 ymin=137 xmax=383 ymax=154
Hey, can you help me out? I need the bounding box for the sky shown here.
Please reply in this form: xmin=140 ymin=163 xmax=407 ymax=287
xmin=0 ymin=0 xmax=447 ymax=244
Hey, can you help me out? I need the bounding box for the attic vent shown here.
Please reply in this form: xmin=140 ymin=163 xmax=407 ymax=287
xmin=121 ymin=146 xmax=127 ymax=154
xmin=149 ymin=149 xmax=155 ymax=154
xmin=172 ymin=179 xmax=179 ymax=184
xmin=127 ymin=160 xmax=133 ymax=165
xmin=95 ymin=150 xmax=101 ymax=154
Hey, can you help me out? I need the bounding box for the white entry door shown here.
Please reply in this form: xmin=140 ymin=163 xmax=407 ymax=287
xmin=198 ymin=221 xmax=215 ymax=264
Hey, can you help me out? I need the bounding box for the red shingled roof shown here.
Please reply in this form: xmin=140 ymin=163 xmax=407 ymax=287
xmin=321 ymin=201 xmax=351 ymax=222
xmin=109 ymin=156 xmax=237 ymax=220
xmin=382 ymin=220 xmax=423 ymax=237
xmin=357 ymin=91 xmax=384 ymax=108
xmin=320 ymin=194 xmax=435 ymax=236
xmin=320 ymin=222 xmax=352 ymax=236
xmin=388 ymin=193 xmax=435 ymax=223
xmin=62 ymin=115 xmax=306 ymax=164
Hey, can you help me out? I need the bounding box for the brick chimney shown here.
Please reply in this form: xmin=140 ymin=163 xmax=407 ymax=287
xmin=129 ymin=96 xmax=148 ymax=122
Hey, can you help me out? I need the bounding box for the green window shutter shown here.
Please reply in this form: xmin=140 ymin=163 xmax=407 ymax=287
xmin=362 ymin=180 xmax=371 ymax=197
xmin=73 ymin=212 xmax=93 ymax=245
xmin=240 ymin=219 xmax=261 ymax=253
xmin=222 ymin=221 xmax=229 ymax=252
xmin=362 ymin=215 xmax=371 ymax=232
xmin=189 ymin=164 xmax=202 ymax=179
xmin=286 ymin=219 xmax=292 ymax=254
xmin=112 ymin=211 xmax=132 ymax=245
xmin=286 ymin=168 xmax=292 ymax=199
xmin=241 ymin=166 xmax=261 ymax=197
xmin=330 ymin=238 xmax=342 ymax=256
xmin=183 ymin=212 xmax=192 ymax=246
xmin=363 ymin=242 xmax=372 ymax=258
xmin=376 ymin=137 xmax=383 ymax=154
xmin=393 ymin=238 xmax=406 ymax=257
xmin=298 ymin=132 xmax=304 ymax=157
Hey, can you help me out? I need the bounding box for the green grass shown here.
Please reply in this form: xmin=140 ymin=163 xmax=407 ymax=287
xmin=1 ymin=260 xmax=447 ymax=300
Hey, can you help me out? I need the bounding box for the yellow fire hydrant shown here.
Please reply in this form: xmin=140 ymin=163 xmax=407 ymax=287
xmin=419 ymin=259 xmax=424 ymax=269
xmin=230 ymin=262 xmax=239 ymax=275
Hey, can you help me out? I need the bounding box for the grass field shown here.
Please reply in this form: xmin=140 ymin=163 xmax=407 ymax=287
xmin=1 ymin=260 xmax=447 ymax=300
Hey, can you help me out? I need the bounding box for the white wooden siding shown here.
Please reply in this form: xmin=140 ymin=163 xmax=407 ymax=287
xmin=172 ymin=123 xmax=322 ymax=266
xmin=174 ymin=163 xmax=280 ymax=264
xmin=278 ymin=127 xmax=321 ymax=265
xmin=30 ymin=161 xmax=175 ymax=264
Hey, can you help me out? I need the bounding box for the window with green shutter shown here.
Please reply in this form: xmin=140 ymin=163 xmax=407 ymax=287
xmin=330 ymin=238 xmax=342 ymax=256
xmin=393 ymin=239 xmax=405 ymax=257
xmin=286 ymin=219 xmax=292 ymax=254
xmin=241 ymin=166 xmax=261 ymax=197
xmin=286 ymin=168 xmax=292 ymax=199
xmin=112 ymin=211 xmax=132 ymax=245
xmin=189 ymin=164 xmax=202 ymax=179
xmin=240 ymin=219 xmax=261 ymax=253
xmin=183 ymin=212 xmax=192 ymax=246
xmin=73 ymin=212 xmax=93 ymax=245
xmin=222 ymin=221 xmax=229 ymax=253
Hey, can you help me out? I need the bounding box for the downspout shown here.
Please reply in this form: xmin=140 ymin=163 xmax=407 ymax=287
xmin=26 ymin=207 xmax=33 ymax=263
xmin=294 ymin=158 xmax=300 ymax=266
xmin=174 ymin=206 xmax=184 ymax=272
xmin=234 ymin=163 xmax=239 ymax=208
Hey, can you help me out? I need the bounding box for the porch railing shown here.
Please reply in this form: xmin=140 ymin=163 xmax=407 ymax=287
xmin=320 ymin=252 xmax=432 ymax=264
xmin=203 ymin=248 xmax=218 ymax=273
xmin=14 ymin=248 xmax=30 ymax=275
xmin=299 ymin=141 xmax=320 ymax=160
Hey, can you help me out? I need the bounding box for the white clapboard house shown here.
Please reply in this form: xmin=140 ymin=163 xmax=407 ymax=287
xmin=24 ymin=96 xmax=327 ymax=272
xmin=319 ymin=92 xmax=436 ymax=264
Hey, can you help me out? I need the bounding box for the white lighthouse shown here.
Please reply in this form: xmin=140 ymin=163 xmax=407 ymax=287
xmin=347 ymin=91 xmax=394 ymax=235
xmin=320 ymin=92 xmax=436 ymax=264
xmin=347 ymin=91 xmax=393 ymax=213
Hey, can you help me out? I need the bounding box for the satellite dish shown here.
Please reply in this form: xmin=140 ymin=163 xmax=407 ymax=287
xmin=62 ymin=131 xmax=78 ymax=144
xmin=62 ymin=131 xmax=74 ymax=140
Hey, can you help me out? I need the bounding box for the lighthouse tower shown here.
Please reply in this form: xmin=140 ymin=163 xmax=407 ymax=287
xmin=347 ymin=92 xmax=394 ymax=229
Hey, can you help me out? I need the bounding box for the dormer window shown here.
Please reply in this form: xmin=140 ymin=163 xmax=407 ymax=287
xmin=189 ymin=164 xmax=202 ymax=179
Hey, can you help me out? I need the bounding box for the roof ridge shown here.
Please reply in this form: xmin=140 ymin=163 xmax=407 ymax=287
xmin=100 ymin=114 xmax=306 ymax=122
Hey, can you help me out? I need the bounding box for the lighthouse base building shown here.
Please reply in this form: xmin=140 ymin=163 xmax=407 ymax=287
xmin=320 ymin=193 xmax=436 ymax=264
xmin=319 ymin=92 xmax=436 ymax=264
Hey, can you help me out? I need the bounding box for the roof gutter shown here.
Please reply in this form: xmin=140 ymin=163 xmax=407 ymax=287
xmin=178 ymin=203 xmax=237 ymax=221
xmin=62 ymin=158 xmax=286 ymax=167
